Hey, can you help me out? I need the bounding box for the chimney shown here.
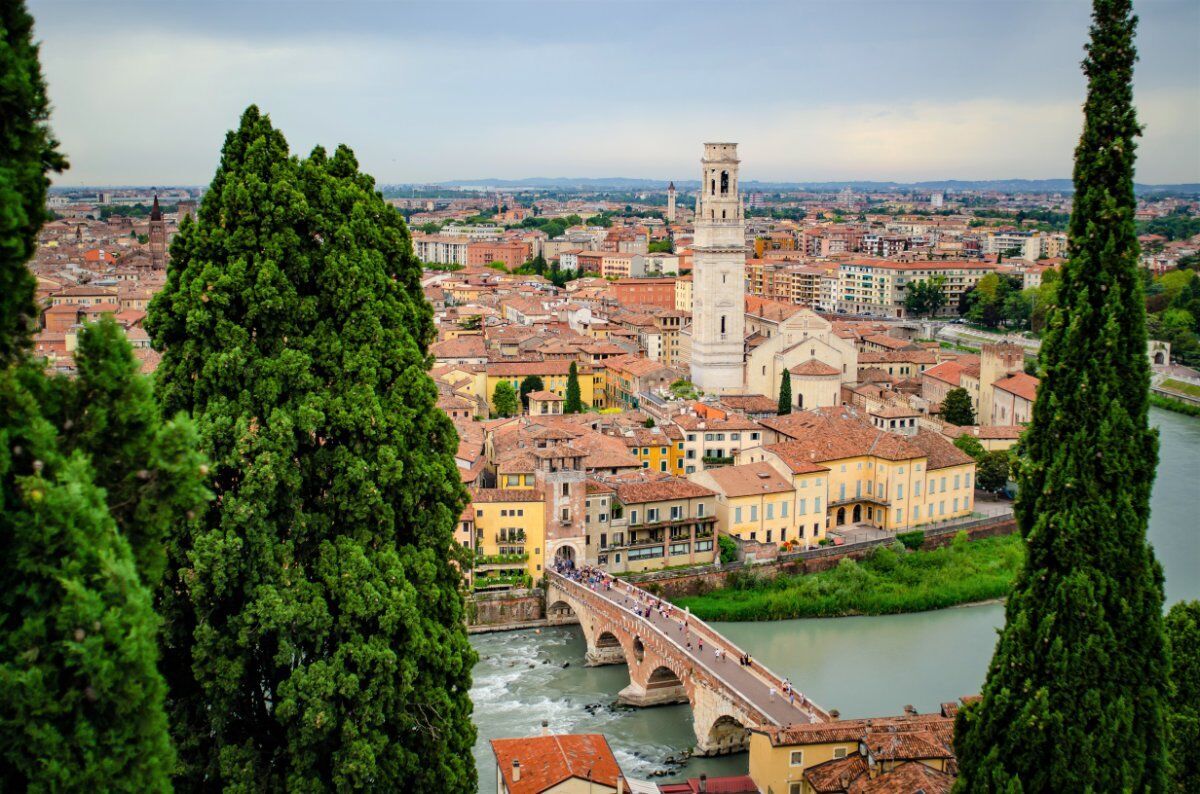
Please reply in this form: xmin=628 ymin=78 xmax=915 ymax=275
xmin=541 ymin=719 xmax=551 ymax=736
xmin=829 ymin=709 xmax=840 ymax=720
xmin=699 ymin=773 xmax=708 ymax=793
xmin=904 ymin=704 xmax=918 ymax=716
xmin=512 ymin=759 xmax=521 ymax=783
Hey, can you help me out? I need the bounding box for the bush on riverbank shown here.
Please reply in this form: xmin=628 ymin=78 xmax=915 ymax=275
xmin=1151 ymin=393 xmax=1200 ymax=417
xmin=674 ymin=532 xmax=1024 ymax=621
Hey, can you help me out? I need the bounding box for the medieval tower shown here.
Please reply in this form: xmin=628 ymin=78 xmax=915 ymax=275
xmin=689 ymin=143 xmax=746 ymax=394
xmin=666 ymin=181 xmax=676 ymax=223
xmin=148 ymin=195 xmax=167 ymax=269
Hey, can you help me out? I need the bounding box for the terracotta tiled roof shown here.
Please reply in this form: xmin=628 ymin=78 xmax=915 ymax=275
xmin=922 ymin=360 xmax=966 ymax=386
xmin=906 ymin=431 xmax=975 ymax=470
xmin=790 ymin=358 xmax=841 ymax=377
xmin=469 ymin=488 xmax=542 ymax=503
xmin=850 ymin=761 xmax=954 ymax=794
xmin=490 ymin=734 xmax=621 ymax=794
xmin=717 ymin=394 xmax=778 ymax=414
xmin=859 ymin=350 xmax=938 ymax=365
xmin=864 ymin=334 xmax=917 ymax=351
xmin=804 ymin=754 xmax=870 ymax=793
xmin=602 ymin=472 xmax=716 ymax=505
xmin=761 ymin=408 xmax=922 ymax=462
xmin=671 ymin=414 xmax=760 ymax=432
xmin=992 ymin=372 xmax=1038 ymax=402
xmin=702 ymin=461 xmax=793 ymax=497
xmin=526 ymin=390 xmax=563 ymax=401
xmin=952 ymin=425 xmax=1024 ymax=440
xmin=487 ymin=360 xmax=589 ymax=377
xmin=431 ymin=336 xmax=486 ymax=359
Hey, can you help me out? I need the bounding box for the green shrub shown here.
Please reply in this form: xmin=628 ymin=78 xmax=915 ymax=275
xmin=897 ymin=530 xmax=925 ymax=551
xmin=718 ymin=534 xmax=739 ymax=564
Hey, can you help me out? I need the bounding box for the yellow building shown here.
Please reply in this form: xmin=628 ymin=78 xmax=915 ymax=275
xmin=674 ymin=274 xmax=693 ymax=312
xmin=745 ymin=407 xmax=976 ymax=534
xmin=747 ymin=703 xmax=961 ymax=794
xmin=485 ymin=360 xmax=603 ymax=413
xmin=468 ymin=488 xmax=546 ymax=590
xmin=690 ymin=461 xmax=801 ymax=547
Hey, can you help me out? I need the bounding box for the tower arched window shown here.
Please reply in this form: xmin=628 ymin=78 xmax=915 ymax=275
xmin=720 ymin=171 xmax=729 ymax=194
xmin=710 ymin=178 xmax=716 ymax=195
xmin=721 ymin=315 xmax=726 ymax=336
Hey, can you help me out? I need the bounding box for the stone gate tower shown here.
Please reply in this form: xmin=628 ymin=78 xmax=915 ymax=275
xmin=689 ymin=143 xmax=746 ymax=394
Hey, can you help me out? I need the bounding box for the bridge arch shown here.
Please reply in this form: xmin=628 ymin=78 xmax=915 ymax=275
xmin=545 ymin=599 xmax=577 ymax=625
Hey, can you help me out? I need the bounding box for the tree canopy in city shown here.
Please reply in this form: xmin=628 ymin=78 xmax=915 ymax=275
xmin=903 ymin=275 xmax=947 ymax=318
xmin=146 ymin=106 xmax=476 ymax=791
xmin=519 ymin=374 xmax=545 ymax=408
xmin=778 ymin=369 xmax=792 ymax=415
xmin=954 ymin=1 xmax=1170 ymax=789
xmin=565 ymin=361 xmax=583 ymax=413
xmin=940 ymin=387 xmax=975 ymax=427
xmin=493 ymin=380 xmax=519 ymax=417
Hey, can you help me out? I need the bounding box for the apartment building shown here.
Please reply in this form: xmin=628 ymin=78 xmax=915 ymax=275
xmin=836 ymin=260 xmax=996 ymax=318
xmin=412 ymin=234 xmax=471 ymax=266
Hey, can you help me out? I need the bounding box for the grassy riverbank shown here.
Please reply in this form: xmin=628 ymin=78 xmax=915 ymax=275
xmin=674 ymin=532 xmax=1024 ymax=621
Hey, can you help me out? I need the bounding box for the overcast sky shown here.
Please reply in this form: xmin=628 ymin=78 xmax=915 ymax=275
xmin=29 ymin=0 xmax=1200 ymax=186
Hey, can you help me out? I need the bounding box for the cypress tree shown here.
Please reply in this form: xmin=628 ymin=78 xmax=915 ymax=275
xmin=32 ymin=317 xmax=209 ymax=587
xmin=0 ymin=1 xmax=67 ymax=365
xmin=1166 ymin=601 xmax=1200 ymax=793
xmin=0 ymin=4 xmax=177 ymax=788
xmin=147 ymin=106 xmax=476 ymax=791
xmin=565 ymin=361 xmax=583 ymax=413
xmin=778 ymin=369 xmax=792 ymax=415
xmin=953 ymin=2 xmax=1168 ymax=790
xmin=0 ymin=378 xmax=175 ymax=791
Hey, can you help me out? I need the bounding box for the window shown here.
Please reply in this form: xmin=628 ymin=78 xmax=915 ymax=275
xmin=660 ymin=461 xmax=667 ymax=472
xmin=670 ymin=505 xmax=682 ymax=520
xmin=751 ymin=432 xmax=760 ymax=441
xmin=833 ymin=748 xmax=847 ymax=759
xmin=953 ymin=497 xmax=959 ymax=512
xmin=517 ymin=509 xmax=524 ymax=517
xmin=799 ymin=498 xmax=807 ymax=515
xmin=954 ymin=474 xmax=961 ymax=490
xmin=669 ymin=542 xmax=689 ymax=555
xmin=967 ymin=472 xmax=973 ymax=489
xmin=815 ymin=497 xmax=822 ymax=512
xmin=895 ymin=508 xmax=902 ymax=522
xmin=500 ymin=509 xmax=508 ymax=517
xmin=730 ymin=433 xmax=740 ymax=441
xmin=630 ymin=509 xmax=639 ymax=524
xmin=915 ymin=480 xmax=922 ymax=496
xmin=790 ymin=751 xmax=804 ymax=767
xmin=840 ymin=464 xmax=847 ymax=473
xmin=766 ymin=503 xmax=774 ymax=520
xmin=750 ymin=505 xmax=758 ymax=521
xmin=939 ymin=501 xmax=945 ymax=515
xmin=940 ymin=476 xmax=947 ymax=493
xmin=839 ymin=483 xmax=846 ymax=500
xmin=781 ymin=502 xmax=788 ymax=518
xmin=790 ymin=784 xmax=803 ymax=794
xmin=695 ymin=539 xmax=713 ymax=552
xmin=697 ymin=503 xmax=706 ymax=517
xmin=897 ymin=484 xmax=904 ymax=500
xmin=647 ymin=508 xmax=660 ymax=523
xmin=735 ymin=506 xmax=743 ymax=523
xmin=562 ymin=483 xmax=570 ymax=497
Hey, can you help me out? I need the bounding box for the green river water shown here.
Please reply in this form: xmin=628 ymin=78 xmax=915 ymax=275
xmin=469 ymin=408 xmax=1200 ymax=787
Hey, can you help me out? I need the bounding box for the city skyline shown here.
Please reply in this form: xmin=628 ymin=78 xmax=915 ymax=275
xmin=30 ymin=0 xmax=1200 ymax=186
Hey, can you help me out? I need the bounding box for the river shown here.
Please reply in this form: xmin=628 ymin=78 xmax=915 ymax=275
xmin=469 ymin=408 xmax=1200 ymax=788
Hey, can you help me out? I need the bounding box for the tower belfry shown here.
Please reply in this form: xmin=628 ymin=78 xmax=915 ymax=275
xmin=688 ymin=143 xmax=746 ymax=394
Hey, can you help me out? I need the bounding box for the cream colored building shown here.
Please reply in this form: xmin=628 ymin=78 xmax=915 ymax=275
xmin=690 ymin=460 xmax=801 ymax=547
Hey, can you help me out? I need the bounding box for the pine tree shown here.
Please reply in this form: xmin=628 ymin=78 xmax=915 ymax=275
xmin=953 ymin=2 xmax=1169 ymax=790
xmin=146 ymin=107 xmax=476 ymax=791
xmin=492 ymin=380 xmax=519 ymax=417
xmin=1166 ymin=601 xmax=1200 ymax=793
xmin=778 ymin=369 xmax=792 ymax=415
xmin=0 ymin=2 xmax=67 ymax=365
xmin=564 ymin=361 xmax=583 ymax=413
xmin=940 ymin=387 xmax=975 ymax=426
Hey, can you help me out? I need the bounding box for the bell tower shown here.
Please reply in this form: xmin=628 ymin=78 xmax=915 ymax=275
xmin=689 ymin=143 xmax=746 ymax=394
xmin=148 ymin=195 xmax=167 ymax=269
xmin=666 ymin=181 xmax=677 ymax=223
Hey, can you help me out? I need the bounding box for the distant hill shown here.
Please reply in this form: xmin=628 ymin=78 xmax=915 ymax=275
xmin=427 ymin=177 xmax=1199 ymax=195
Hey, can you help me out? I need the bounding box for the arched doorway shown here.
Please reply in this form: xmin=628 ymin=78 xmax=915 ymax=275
xmin=852 ymin=504 xmax=862 ymax=523
xmin=555 ymin=545 xmax=575 ymax=564
xmin=1155 ymin=351 xmax=1166 ymax=365
xmin=836 ymin=507 xmax=846 ymax=526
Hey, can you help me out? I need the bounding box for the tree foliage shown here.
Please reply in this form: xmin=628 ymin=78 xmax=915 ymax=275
xmin=145 ymin=106 xmax=476 ymax=790
xmin=954 ymin=2 xmax=1169 ymax=789
xmin=953 ymin=433 xmax=985 ymax=460
xmin=519 ymin=375 xmax=544 ymax=409
xmin=1166 ymin=601 xmax=1200 ymax=793
xmin=492 ymin=380 xmax=519 ymax=417
xmin=941 ymin=387 xmax=975 ymax=427
xmin=564 ymin=361 xmax=583 ymax=414
xmin=0 ymin=1 xmax=67 ymax=365
xmin=0 ymin=374 xmax=176 ymax=791
xmin=903 ymin=275 xmax=947 ymax=317
xmin=778 ymin=369 xmax=792 ymax=415
xmin=974 ymin=450 xmax=1010 ymax=493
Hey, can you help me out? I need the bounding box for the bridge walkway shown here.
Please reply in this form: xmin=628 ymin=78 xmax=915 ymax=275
xmin=549 ymin=570 xmax=826 ymax=727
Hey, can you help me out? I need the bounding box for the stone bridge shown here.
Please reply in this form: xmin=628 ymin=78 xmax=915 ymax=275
xmin=546 ymin=571 xmax=830 ymax=756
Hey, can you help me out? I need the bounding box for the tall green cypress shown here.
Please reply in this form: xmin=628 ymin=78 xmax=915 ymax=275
xmin=1165 ymin=601 xmax=1200 ymax=793
xmin=565 ymin=360 xmax=583 ymax=413
xmin=0 ymin=1 xmax=67 ymax=366
xmin=0 ymin=376 xmax=175 ymax=791
xmin=0 ymin=4 xmax=177 ymax=789
xmin=31 ymin=317 xmax=209 ymax=587
xmin=147 ymin=106 xmax=476 ymax=791
xmin=778 ymin=369 xmax=792 ymax=415
xmin=953 ymin=1 xmax=1168 ymax=790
